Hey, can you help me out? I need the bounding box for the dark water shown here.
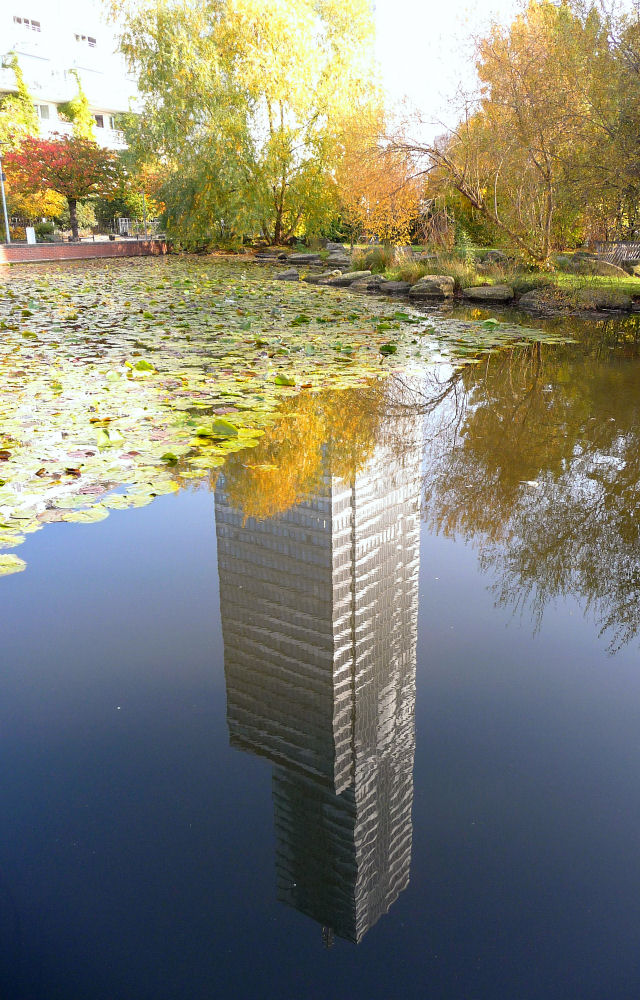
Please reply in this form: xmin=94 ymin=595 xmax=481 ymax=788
xmin=3 ymin=315 xmax=640 ymax=999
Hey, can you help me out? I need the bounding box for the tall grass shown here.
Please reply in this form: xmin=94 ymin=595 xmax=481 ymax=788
xmin=352 ymin=246 xmax=396 ymax=273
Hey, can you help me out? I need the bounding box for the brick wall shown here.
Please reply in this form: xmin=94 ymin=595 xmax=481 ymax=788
xmin=0 ymin=240 xmax=169 ymax=266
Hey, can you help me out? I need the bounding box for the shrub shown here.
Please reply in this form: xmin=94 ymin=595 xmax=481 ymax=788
xmin=352 ymin=245 xmax=396 ymax=273
xmin=34 ymin=221 xmax=54 ymax=239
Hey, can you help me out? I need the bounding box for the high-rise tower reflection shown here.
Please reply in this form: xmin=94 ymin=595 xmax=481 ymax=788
xmin=215 ymin=392 xmax=422 ymax=943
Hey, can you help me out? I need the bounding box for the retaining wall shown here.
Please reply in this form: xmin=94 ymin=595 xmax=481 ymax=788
xmin=0 ymin=239 xmax=169 ymax=266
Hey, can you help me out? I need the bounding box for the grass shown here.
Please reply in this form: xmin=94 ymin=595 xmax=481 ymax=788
xmin=383 ymin=249 xmax=640 ymax=306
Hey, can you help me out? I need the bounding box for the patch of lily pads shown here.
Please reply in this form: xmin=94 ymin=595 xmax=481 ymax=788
xmin=0 ymin=256 xmax=572 ymax=574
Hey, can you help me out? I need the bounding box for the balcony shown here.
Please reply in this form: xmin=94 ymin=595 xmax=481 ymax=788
xmin=39 ymin=119 xmax=127 ymax=150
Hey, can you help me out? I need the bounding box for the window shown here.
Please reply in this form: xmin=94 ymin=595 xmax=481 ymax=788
xmin=13 ymin=16 xmax=41 ymax=30
xmin=94 ymin=114 xmax=104 ymax=128
xmin=108 ymin=115 xmax=115 ymax=130
xmin=74 ymin=33 xmax=96 ymax=47
xmin=35 ymin=104 xmax=49 ymax=120
xmin=88 ymin=36 xmax=96 ymax=47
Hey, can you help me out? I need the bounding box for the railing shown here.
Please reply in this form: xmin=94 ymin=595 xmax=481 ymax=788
xmin=595 ymin=241 xmax=640 ymax=263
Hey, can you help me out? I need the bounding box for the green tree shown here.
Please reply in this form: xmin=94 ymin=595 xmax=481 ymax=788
xmin=0 ymin=53 xmax=39 ymax=147
xmin=57 ymin=70 xmax=96 ymax=140
xmin=111 ymin=0 xmax=379 ymax=245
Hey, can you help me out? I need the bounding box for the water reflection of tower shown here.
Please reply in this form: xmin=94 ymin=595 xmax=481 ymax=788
xmin=215 ymin=407 xmax=422 ymax=944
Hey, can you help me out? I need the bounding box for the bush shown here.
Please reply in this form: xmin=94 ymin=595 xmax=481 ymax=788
xmin=34 ymin=222 xmax=55 ymax=239
xmin=352 ymin=246 xmax=396 ymax=274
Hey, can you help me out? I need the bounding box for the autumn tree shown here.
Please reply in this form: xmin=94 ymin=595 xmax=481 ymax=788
xmin=5 ymin=135 xmax=120 ymax=238
xmin=337 ymin=110 xmax=424 ymax=245
xmin=390 ymin=0 xmax=632 ymax=259
xmin=110 ymin=0 xmax=379 ymax=245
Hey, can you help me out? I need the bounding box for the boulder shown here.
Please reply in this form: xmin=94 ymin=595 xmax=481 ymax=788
xmin=326 ymin=241 xmax=346 ymax=252
xmin=380 ymin=280 xmax=411 ymax=296
xmin=275 ymin=269 xmax=299 ymax=282
xmin=326 ymin=254 xmax=351 ymax=270
xmin=349 ymin=274 xmax=387 ymax=292
xmin=327 ymin=269 xmax=372 ymax=287
xmin=575 ymin=288 xmax=632 ymax=310
xmin=622 ymin=258 xmax=640 ymax=276
xmin=483 ymin=249 xmax=509 ymax=263
xmin=287 ymin=252 xmax=324 ymax=264
xmin=559 ymin=256 xmax=629 ymax=278
xmin=461 ymin=284 xmax=514 ymax=302
xmin=303 ymin=269 xmax=341 ymax=284
xmin=517 ymin=289 xmax=552 ymax=311
xmin=408 ymin=275 xmax=455 ymax=298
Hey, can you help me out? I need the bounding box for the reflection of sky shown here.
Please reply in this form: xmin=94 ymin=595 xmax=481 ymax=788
xmin=4 ymin=479 xmax=640 ymax=997
xmin=3 ymin=424 xmax=640 ymax=996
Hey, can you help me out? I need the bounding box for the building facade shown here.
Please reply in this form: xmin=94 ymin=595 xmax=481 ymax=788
xmin=0 ymin=0 xmax=135 ymax=149
xmin=215 ymin=397 xmax=423 ymax=943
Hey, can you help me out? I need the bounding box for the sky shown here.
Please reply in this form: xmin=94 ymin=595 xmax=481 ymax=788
xmin=374 ymin=0 xmax=522 ymax=129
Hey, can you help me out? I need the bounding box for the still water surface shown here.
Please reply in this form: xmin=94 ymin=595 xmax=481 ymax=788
xmin=3 ymin=310 xmax=640 ymax=999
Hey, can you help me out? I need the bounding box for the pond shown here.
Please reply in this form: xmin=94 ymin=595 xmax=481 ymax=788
xmin=2 ymin=259 xmax=640 ymax=999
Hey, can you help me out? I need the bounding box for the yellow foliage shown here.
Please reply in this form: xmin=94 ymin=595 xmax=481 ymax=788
xmin=337 ymin=110 xmax=423 ymax=244
xmin=222 ymin=384 xmax=386 ymax=521
xmin=8 ymin=186 xmax=66 ymax=220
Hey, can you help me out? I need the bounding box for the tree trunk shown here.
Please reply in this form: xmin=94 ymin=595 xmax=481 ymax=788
xmin=68 ymin=197 xmax=79 ymax=241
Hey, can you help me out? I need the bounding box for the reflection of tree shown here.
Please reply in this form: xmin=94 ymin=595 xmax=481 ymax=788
xmin=423 ymin=339 xmax=640 ymax=652
xmin=221 ymin=384 xmax=388 ymax=521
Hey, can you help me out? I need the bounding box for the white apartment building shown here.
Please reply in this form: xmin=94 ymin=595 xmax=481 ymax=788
xmin=0 ymin=0 xmax=137 ymax=149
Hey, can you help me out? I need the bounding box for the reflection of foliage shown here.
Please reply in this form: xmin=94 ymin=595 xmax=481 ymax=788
xmin=423 ymin=326 xmax=640 ymax=651
xmin=222 ymin=384 xmax=386 ymax=520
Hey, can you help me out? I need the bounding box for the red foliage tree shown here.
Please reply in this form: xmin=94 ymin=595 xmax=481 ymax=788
xmin=5 ymin=134 xmax=120 ymax=239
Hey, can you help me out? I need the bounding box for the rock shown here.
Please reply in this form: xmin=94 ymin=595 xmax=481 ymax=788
xmin=303 ymin=269 xmax=341 ymax=284
xmin=380 ymin=280 xmax=411 ymax=296
xmin=287 ymin=252 xmax=324 ymax=264
xmin=275 ymin=269 xmax=299 ymax=281
xmin=461 ymin=284 xmax=514 ymax=302
xmin=622 ymin=258 xmax=640 ymax=276
xmin=326 ymin=241 xmax=346 ymax=252
xmin=327 ymin=269 xmax=372 ymax=287
xmin=559 ymin=255 xmax=629 ymax=277
xmin=483 ymin=249 xmax=508 ymax=263
xmin=326 ymin=254 xmax=351 ymax=270
xmin=517 ymin=289 xmax=553 ymax=311
xmin=408 ymin=275 xmax=455 ymax=298
xmin=349 ymin=274 xmax=387 ymax=292
xmin=575 ymin=288 xmax=632 ymax=310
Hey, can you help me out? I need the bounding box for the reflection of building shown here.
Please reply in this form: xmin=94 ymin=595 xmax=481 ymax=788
xmin=215 ymin=414 xmax=422 ymax=943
